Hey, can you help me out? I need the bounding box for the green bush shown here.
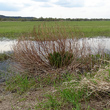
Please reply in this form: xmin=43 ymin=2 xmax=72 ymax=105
xmin=48 ymin=51 xmax=73 ymax=68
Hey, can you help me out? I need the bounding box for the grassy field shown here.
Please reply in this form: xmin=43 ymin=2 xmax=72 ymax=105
xmin=0 ymin=21 xmax=110 ymax=38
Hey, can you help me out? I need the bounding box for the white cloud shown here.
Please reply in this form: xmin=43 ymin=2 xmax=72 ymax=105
xmin=32 ymin=0 xmax=49 ymax=2
xmin=0 ymin=0 xmax=110 ymax=18
xmin=85 ymin=0 xmax=106 ymax=7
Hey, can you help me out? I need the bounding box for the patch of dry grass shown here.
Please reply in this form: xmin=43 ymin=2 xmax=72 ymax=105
xmin=63 ymin=64 xmax=110 ymax=100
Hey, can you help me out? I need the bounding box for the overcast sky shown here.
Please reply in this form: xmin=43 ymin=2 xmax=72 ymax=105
xmin=0 ymin=0 xmax=110 ymax=18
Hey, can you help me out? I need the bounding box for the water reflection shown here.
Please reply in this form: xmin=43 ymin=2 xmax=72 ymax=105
xmin=85 ymin=37 xmax=110 ymax=51
xmin=0 ymin=37 xmax=110 ymax=53
xmin=0 ymin=38 xmax=15 ymax=53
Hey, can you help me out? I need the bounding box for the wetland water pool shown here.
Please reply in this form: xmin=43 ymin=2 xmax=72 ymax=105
xmin=0 ymin=37 xmax=110 ymax=53
xmin=0 ymin=37 xmax=110 ymax=83
xmin=0 ymin=38 xmax=16 ymax=53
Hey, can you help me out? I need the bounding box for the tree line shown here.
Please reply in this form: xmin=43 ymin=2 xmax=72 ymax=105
xmin=0 ymin=15 xmax=110 ymax=21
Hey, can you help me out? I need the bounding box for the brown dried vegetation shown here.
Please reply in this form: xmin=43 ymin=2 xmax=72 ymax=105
xmin=12 ymin=24 xmax=109 ymax=77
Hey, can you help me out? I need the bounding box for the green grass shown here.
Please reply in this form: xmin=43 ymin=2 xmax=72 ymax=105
xmin=1 ymin=21 xmax=110 ymax=39
xmin=35 ymin=66 xmax=110 ymax=110
xmin=0 ymin=53 xmax=10 ymax=61
xmin=0 ymin=21 xmax=41 ymax=39
xmin=5 ymin=74 xmax=36 ymax=94
xmin=35 ymin=76 xmax=88 ymax=110
xmin=4 ymin=64 xmax=110 ymax=110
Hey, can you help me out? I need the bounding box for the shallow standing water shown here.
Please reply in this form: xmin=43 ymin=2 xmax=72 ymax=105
xmin=0 ymin=37 xmax=110 ymax=53
xmin=0 ymin=37 xmax=110 ymax=83
xmin=85 ymin=37 xmax=110 ymax=52
xmin=0 ymin=38 xmax=15 ymax=53
xmin=0 ymin=38 xmax=16 ymax=82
